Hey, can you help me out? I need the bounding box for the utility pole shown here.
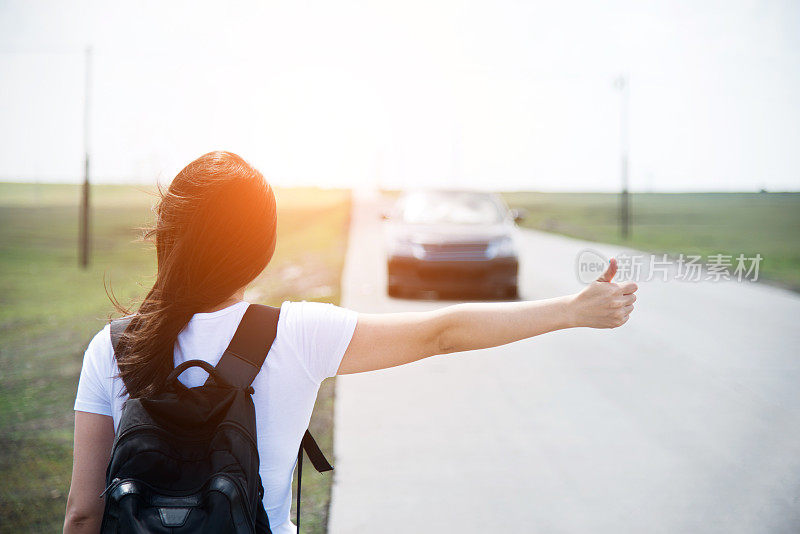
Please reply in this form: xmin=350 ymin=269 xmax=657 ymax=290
xmin=79 ymin=46 xmax=92 ymax=268
xmin=614 ymin=73 xmax=630 ymax=239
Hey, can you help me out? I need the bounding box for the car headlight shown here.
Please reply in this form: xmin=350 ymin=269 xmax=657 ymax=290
xmin=488 ymin=236 xmax=516 ymax=258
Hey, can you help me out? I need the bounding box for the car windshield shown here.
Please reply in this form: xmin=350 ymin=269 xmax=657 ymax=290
xmin=398 ymin=192 xmax=504 ymax=225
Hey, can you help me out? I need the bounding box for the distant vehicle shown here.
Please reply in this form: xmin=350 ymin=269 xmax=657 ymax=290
xmin=383 ymin=190 xmax=524 ymax=299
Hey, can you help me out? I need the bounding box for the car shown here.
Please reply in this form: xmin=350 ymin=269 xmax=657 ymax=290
xmin=383 ymin=190 xmax=524 ymax=299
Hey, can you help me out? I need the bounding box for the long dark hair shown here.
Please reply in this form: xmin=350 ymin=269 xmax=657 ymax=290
xmin=112 ymin=151 xmax=277 ymax=398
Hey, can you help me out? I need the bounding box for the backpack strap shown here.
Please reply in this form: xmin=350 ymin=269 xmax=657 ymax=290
xmin=301 ymin=430 xmax=333 ymax=472
xmin=210 ymin=304 xmax=280 ymax=388
xmin=210 ymin=303 xmax=333 ymax=533
xmin=213 ymin=304 xmax=333 ymax=468
xmin=109 ymin=316 xmax=134 ymax=355
xmin=296 ymin=429 xmax=333 ymax=533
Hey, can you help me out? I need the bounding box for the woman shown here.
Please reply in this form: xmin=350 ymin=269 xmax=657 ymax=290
xmin=63 ymin=151 xmax=637 ymax=533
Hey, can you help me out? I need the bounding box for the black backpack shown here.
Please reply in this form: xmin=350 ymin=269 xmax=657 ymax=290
xmin=100 ymin=304 xmax=333 ymax=533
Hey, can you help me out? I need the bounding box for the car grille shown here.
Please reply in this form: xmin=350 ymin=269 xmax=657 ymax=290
xmin=420 ymin=242 xmax=490 ymax=261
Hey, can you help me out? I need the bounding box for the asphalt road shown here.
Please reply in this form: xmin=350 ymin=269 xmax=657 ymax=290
xmin=328 ymin=192 xmax=800 ymax=534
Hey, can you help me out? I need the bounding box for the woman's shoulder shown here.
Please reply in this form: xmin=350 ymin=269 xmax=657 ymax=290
xmin=87 ymin=322 xmax=113 ymax=354
xmin=276 ymin=300 xmax=358 ymax=383
xmin=278 ymin=300 xmax=357 ymax=325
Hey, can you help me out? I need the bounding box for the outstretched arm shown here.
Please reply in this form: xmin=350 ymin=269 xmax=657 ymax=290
xmin=337 ymin=259 xmax=637 ymax=375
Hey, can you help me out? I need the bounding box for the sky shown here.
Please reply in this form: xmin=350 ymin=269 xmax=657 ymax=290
xmin=1 ymin=0 xmax=799 ymax=191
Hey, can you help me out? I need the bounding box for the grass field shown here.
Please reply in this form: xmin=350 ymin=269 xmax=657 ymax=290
xmin=502 ymin=192 xmax=800 ymax=289
xmin=0 ymin=182 xmax=351 ymax=533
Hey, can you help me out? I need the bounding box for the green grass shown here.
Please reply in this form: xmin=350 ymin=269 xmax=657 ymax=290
xmin=502 ymin=192 xmax=800 ymax=289
xmin=0 ymin=182 xmax=351 ymax=533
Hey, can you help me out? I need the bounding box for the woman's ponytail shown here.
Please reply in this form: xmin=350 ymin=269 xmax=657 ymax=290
xmin=112 ymin=151 xmax=277 ymax=398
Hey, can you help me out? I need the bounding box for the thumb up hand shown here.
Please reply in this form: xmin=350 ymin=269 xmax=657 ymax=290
xmin=569 ymin=258 xmax=637 ymax=328
xmin=596 ymin=257 xmax=618 ymax=282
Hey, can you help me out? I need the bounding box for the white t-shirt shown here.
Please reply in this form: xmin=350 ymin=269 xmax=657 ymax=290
xmin=74 ymin=300 xmax=358 ymax=534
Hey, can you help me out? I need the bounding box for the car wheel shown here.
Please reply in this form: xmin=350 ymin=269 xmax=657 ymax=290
xmin=387 ymin=285 xmax=403 ymax=298
xmin=504 ymin=285 xmax=519 ymax=300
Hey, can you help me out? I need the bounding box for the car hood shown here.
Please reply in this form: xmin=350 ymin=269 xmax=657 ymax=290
xmin=389 ymin=223 xmax=511 ymax=244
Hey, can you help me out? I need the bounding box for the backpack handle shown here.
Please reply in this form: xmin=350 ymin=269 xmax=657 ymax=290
xmin=166 ymin=359 xmax=232 ymax=389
